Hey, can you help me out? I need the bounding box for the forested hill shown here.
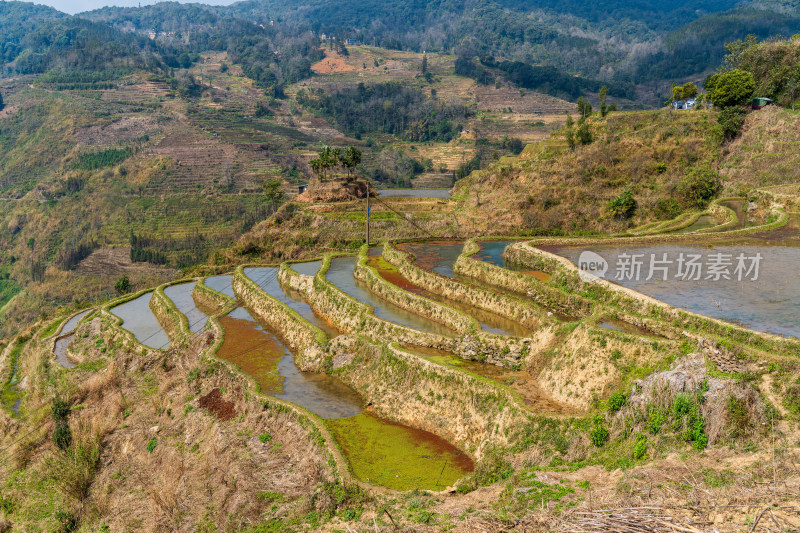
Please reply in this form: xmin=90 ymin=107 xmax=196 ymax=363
xmin=2 ymin=0 xmax=800 ymax=101
xmin=221 ymin=0 xmax=800 ymax=86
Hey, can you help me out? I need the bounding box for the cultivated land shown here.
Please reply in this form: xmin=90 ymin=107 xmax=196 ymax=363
xmin=2 ymin=90 xmax=800 ymax=530
xmin=0 ymin=45 xmax=572 ymax=338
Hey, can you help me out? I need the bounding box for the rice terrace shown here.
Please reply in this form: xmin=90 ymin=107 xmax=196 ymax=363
xmin=1 ymin=0 xmax=800 ymax=531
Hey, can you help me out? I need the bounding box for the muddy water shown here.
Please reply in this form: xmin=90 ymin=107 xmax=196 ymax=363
xmin=326 ymin=256 xmax=457 ymax=336
xmin=218 ymin=307 xmax=470 ymax=489
xmin=110 ymin=292 xmax=171 ymax=349
xmin=327 ymin=412 xmax=473 ymax=491
xmin=672 ymin=215 xmax=718 ymax=234
xmin=164 ymin=282 xmax=208 ymax=333
xmin=205 ymin=275 xmax=235 ymax=298
xmin=402 ymin=345 xmax=568 ymax=413
xmin=366 ymin=256 xmax=529 ymax=336
xmin=397 ymin=241 xmax=464 ymax=277
xmin=548 ymin=243 xmax=800 ymax=339
xmin=290 ymin=260 xmax=323 ymax=277
xmin=377 ymin=189 xmax=451 ymax=198
xmin=243 ymin=267 xmax=339 ymax=338
xmin=219 ymin=308 xmax=360 ymax=417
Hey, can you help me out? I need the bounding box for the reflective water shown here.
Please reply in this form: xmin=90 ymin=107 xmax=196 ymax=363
xmin=366 ymin=255 xmax=529 ymax=336
xmin=325 ymin=256 xmax=457 ymax=336
xmin=205 ymin=275 xmax=235 ymax=298
xmin=53 ymin=309 xmax=93 ymax=369
xmin=110 ymin=292 xmax=171 ymax=349
xmin=244 ymin=267 xmax=339 ymax=338
xmin=290 ymin=260 xmax=323 ymax=277
xmin=164 ymin=282 xmax=208 ymax=333
xmin=60 ymin=309 xmax=91 ymax=335
xmin=548 ymin=243 xmax=800 ymax=338
xmin=54 ymin=336 xmax=76 ymax=369
xmin=396 ymin=241 xmax=464 ymax=278
xmin=377 ymin=189 xmax=451 ymax=198
xmin=219 ymin=307 xmax=360 ymax=418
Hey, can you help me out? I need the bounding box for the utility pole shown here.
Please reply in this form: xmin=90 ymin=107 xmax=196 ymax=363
xmin=365 ymin=186 xmax=370 ymax=245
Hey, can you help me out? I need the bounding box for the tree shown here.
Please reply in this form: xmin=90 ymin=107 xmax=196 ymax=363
xmin=599 ymin=85 xmax=609 ymax=117
xmin=421 ymin=54 xmax=428 ymax=75
xmin=114 ymin=275 xmax=130 ymax=295
xmin=263 ymin=178 xmax=285 ymax=213
xmin=565 ymin=115 xmax=576 ymax=150
xmin=340 ymin=146 xmax=362 ymax=178
xmin=705 ymin=70 xmax=756 ymax=108
xmin=576 ymin=118 xmax=593 ymax=145
xmin=577 ymin=96 xmax=592 ymax=118
xmin=682 ymin=82 xmax=698 ymax=99
xmin=0 ymin=90 xmax=4 ymax=111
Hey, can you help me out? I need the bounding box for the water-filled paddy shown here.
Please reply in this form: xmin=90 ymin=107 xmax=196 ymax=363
xmin=53 ymin=309 xmax=92 ymax=368
xmin=397 ymin=241 xmax=464 ymax=277
xmin=110 ymin=293 xmax=171 ymax=349
xmin=218 ymin=308 xmax=359 ymax=417
xmin=290 ymin=260 xmax=323 ymax=277
xmin=548 ymin=243 xmax=800 ymax=338
xmin=217 ymin=307 xmax=286 ymax=394
xmin=366 ymin=255 xmax=529 ymax=336
xmin=164 ymin=282 xmax=208 ymax=333
xmin=60 ymin=309 xmax=91 ymax=336
xmin=216 ymin=306 xmax=470 ymax=489
xmin=326 ymin=256 xmax=457 ymax=336
xmin=205 ymin=275 xmax=235 ymax=298
xmin=243 ymin=267 xmax=339 ymax=337
xmin=377 ymin=189 xmax=451 ymax=198
xmin=327 ymin=412 xmax=473 ymax=491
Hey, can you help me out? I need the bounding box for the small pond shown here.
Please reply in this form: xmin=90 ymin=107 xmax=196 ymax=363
xmin=53 ymin=309 xmax=93 ymax=369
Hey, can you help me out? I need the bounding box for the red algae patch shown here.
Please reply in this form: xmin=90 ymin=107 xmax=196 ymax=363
xmin=217 ymin=313 xmax=286 ymax=394
xmin=198 ymin=388 xmax=237 ymax=421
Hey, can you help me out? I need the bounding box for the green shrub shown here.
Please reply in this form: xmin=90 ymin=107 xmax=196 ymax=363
xmin=647 ymin=406 xmax=667 ymax=434
xmin=632 ymin=434 xmax=647 ymax=459
xmin=259 ymin=433 xmax=273 ymax=443
xmin=53 ymin=423 xmax=73 ymax=451
xmin=55 ymin=510 xmax=77 ymax=533
xmin=654 ymin=198 xmax=681 ymax=220
xmin=717 ymin=107 xmax=747 ymax=141
xmin=607 ymin=392 xmax=627 ymax=412
xmin=590 ymin=417 xmax=609 ymax=447
xmin=608 ymin=190 xmax=637 ymax=219
xmin=146 ymin=438 xmax=157 ymax=453
xmin=706 ymin=69 xmax=756 ymax=108
xmin=678 ymin=166 xmax=721 ymax=208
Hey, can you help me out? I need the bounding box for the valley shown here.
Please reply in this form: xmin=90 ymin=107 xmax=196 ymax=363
xmin=1 ymin=2 xmax=800 ymax=531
